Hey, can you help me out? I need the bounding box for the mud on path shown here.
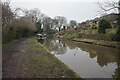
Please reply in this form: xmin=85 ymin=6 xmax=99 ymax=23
xmin=2 ymin=39 xmax=29 ymax=78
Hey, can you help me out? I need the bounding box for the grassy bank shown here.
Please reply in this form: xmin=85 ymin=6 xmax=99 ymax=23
xmin=72 ymin=38 xmax=119 ymax=48
xmin=64 ymin=33 xmax=119 ymax=48
xmin=24 ymin=38 xmax=80 ymax=78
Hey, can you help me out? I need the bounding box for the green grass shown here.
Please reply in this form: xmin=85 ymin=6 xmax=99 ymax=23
xmin=80 ymin=27 xmax=117 ymax=35
xmin=106 ymin=28 xmax=117 ymax=34
xmin=80 ymin=29 xmax=98 ymax=34
xmin=25 ymin=38 xmax=81 ymax=78
xmin=65 ymin=33 xmax=82 ymax=39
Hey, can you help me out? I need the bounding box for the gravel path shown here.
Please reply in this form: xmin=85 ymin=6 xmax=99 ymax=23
xmin=2 ymin=39 xmax=29 ymax=78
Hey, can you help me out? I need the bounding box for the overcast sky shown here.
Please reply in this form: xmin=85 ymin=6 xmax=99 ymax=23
xmin=9 ymin=0 xmax=117 ymax=22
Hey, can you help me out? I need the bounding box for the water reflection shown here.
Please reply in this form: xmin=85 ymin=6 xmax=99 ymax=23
xmin=44 ymin=39 xmax=67 ymax=55
xmin=43 ymin=39 xmax=118 ymax=78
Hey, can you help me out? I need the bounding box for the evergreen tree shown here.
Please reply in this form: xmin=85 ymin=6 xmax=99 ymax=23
xmin=98 ymin=19 xmax=111 ymax=34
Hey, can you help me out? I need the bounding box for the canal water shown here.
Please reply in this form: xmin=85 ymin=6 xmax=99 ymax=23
xmin=42 ymin=38 xmax=118 ymax=78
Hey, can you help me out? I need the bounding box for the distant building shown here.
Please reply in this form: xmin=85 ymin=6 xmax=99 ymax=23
xmin=77 ymin=13 xmax=119 ymax=30
xmin=77 ymin=20 xmax=91 ymax=30
xmin=101 ymin=13 xmax=118 ymax=22
xmin=101 ymin=13 xmax=119 ymax=27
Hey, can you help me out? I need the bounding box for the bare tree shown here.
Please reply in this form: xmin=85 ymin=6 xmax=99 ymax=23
xmin=21 ymin=8 xmax=41 ymax=23
xmin=1 ymin=0 xmax=38 ymax=42
xmin=69 ymin=20 xmax=77 ymax=28
xmin=54 ymin=16 xmax=67 ymax=31
xmin=2 ymin=1 xmax=14 ymax=27
xmin=42 ymin=16 xmax=52 ymax=32
xmin=1 ymin=0 xmax=15 ymax=40
xmin=98 ymin=0 xmax=120 ymax=42
xmin=29 ymin=8 xmax=41 ymax=23
xmin=98 ymin=0 xmax=119 ymax=14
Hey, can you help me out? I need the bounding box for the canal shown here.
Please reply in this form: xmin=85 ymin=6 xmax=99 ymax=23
xmin=42 ymin=38 xmax=118 ymax=78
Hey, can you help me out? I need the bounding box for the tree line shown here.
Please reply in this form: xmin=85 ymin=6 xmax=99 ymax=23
xmin=1 ymin=0 xmax=120 ymax=43
xmin=1 ymin=0 xmax=79 ymax=43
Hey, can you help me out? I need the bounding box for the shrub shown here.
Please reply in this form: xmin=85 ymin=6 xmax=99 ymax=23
xmin=3 ymin=18 xmax=37 ymax=43
xmin=112 ymin=27 xmax=120 ymax=41
xmin=98 ymin=19 xmax=111 ymax=34
xmin=90 ymin=23 xmax=98 ymax=29
xmin=65 ymin=33 xmax=82 ymax=39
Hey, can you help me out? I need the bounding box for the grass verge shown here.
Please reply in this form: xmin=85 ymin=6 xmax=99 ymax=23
xmin=24 ymin=38 xmax=81 ymax=78
xmin=72 ymin=38 xmax=119 ymax=48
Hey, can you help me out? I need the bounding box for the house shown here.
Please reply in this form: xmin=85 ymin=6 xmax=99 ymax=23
xmin=77 ymin=13 xmax=119 ymax=30
xmin=101 ymin=13 xmax=119 ymax=27
xmin=101 ymin=13 xmax=118 ymax=22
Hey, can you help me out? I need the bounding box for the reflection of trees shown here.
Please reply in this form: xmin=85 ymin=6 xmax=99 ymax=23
xmin=64 ymin=40 xmax=119 ymax=79
xmin=43 ymin=39 xmax=67 ymax=54
xmin=64 ymin=40 xmax=97 ymax=58
xmin=97 ymin=49 xmax=118 ymax=67
xmin=43 ymin=39 xmax=118 ymax=78
xmin=93 ymin=47 xmax=118 ymax=67
xmin=113 ymin=68 xmax=118 ymax=78
xmin=42 ymin=38 xmax=119 ymax=79
xmin=63 ymin=40 xmax=118 ymax=67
